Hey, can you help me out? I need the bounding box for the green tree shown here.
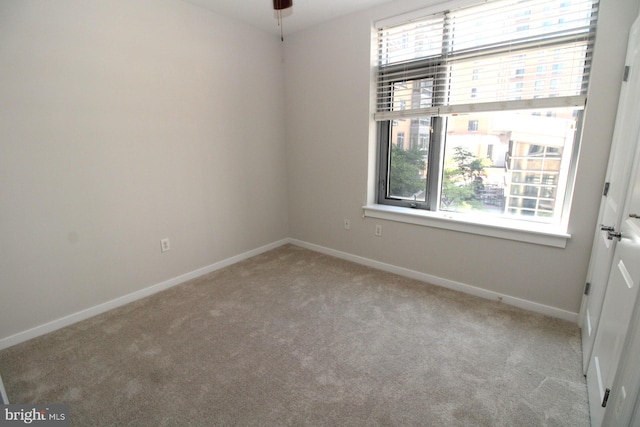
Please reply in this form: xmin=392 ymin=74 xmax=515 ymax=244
xmin=440 ymin=146 xmax=491 ymax=210
xmin=440 ymin=168 xmax=476 ymax=208
xmin=452 ymin=146 xmax=489 ymax=185
xmin=389 ymin=145 xmax=426 ymax=197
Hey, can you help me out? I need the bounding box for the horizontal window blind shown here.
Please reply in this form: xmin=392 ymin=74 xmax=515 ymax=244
xmin=375 ymin=0 xmax=599 ymax=120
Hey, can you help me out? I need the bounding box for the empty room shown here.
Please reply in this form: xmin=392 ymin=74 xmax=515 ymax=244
xmin=1 ymin=0 xmax=640 ymax=425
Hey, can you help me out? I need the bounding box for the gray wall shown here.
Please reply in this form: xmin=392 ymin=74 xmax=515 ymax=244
xmin=284 ymin=0 xmax=640 ymax=314
xmin=0 ymin=0 xmax=289 ymax=340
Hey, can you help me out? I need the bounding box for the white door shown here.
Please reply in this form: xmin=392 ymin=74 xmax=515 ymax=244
xmin=600 ymin=120 xmax=640 ymax=426
xmin=601 ymin=250 xmax=640 ymax=426
xmin=587 ymin=227 xmax=640 ymax=426
xmin=587 ymin=145 xmax=640 ymax=425
xmin=587 ymin=56 xmax=640 ymax=427
xmin=580 ymin=13 xmax=640 ymax=373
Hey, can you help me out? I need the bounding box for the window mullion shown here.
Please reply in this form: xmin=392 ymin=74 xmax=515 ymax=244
xmin=377 ymin=121 xmax=391 ymax=204
xmin=426 ymin=117 xmax=446 ymax=210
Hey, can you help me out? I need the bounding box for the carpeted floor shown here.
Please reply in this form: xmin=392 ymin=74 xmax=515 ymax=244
xmin=0 ymin=244 xmax=589 ymax=426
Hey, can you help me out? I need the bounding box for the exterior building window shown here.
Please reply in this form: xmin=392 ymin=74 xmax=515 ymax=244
xmin=509 ymin=82 xmax=524 ymax=100
xmin=419 ymin=134 xmax=429 ymax=150
xmin=396 ymin=132 xmax=405 ymax=149
xmin=374 ymin=0 xmax=598 ymax=225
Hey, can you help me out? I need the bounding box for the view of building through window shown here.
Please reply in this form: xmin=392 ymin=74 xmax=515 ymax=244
xmin=390 ymin=108 xmax=578 ymax=220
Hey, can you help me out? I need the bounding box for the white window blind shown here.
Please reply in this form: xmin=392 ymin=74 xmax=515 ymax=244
xmin=375 ymin=0 xmax=599 ymax=120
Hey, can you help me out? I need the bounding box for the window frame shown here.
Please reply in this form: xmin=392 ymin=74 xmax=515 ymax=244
xmin=377 ymin=117 xmax=445 ymax=210
xmin=377 ymin=107 xmax=584 ymax=220
xmin=367 ymin=108 xmax=585 ymax=248
xmin=368 ymin=0 xmax=597 ymax=246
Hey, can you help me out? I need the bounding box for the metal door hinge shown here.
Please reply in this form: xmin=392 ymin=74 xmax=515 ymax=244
xmin=602 ymin=388 xmax=611 ymax=407
xmin=623 ymin=65 xmax=630 ymax=82
xmin=584 ymin=282 xmax=591 ymax=296
xmin=603 ymin=182 xmax=610 ymax=197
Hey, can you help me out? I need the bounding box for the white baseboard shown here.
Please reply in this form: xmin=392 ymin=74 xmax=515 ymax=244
xmin=0 ymin=239 xmax=290 ymax=351
xmin=288 ymin=239 xmax=579 ymax=323
xmin=0 ymin=237 xmax=577 ymax=350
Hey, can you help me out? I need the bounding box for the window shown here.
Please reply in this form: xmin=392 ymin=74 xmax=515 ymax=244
xmin=509 ymin=82 xmax=524 ymax=100
xmin=374 ymin=0 xmax=597 ymax=227
xmin=396 ymin=131 xmax=405 ymax=149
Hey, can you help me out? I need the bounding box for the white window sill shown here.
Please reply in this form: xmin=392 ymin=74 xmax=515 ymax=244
xmin=363 ymin=204 xmax=570 ymax=248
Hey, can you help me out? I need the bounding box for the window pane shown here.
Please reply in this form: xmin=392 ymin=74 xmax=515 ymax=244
xmin=388 ymin=118 xmax=431 ymax=201
xmin=439 ymin=108 xmax=578 ymax=222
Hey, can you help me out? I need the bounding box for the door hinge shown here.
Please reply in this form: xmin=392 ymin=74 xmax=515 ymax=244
xmin=623 ymin=65 xmax=630 ymax=82
xmin=602 ymin=388 xmax=611 ymax=407
xmin=603 ymin=182 xmax=610 ymax=197
xmin=584 ymin=282 xmax=591 ymax=296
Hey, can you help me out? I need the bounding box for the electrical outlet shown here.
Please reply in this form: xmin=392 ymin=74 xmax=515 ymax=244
xmin=160 ymin=238 xmax=170 ymax=252
xmin=375 ymin=224 xmax=383 ymax=237
xmin=344 ymin=219 xmax=351 ymax=230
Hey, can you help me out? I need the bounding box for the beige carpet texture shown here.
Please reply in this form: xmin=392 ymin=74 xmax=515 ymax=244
xmin=0 ymin=244 xmax=589 ymax=426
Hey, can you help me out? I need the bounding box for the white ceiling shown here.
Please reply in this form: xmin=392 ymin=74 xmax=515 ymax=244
xmin=182 ymin=0 xmax=396 ymax=37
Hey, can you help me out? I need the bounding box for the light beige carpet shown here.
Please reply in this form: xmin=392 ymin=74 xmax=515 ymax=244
xmin=0 ymin=244 xmax=589 ymax=426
